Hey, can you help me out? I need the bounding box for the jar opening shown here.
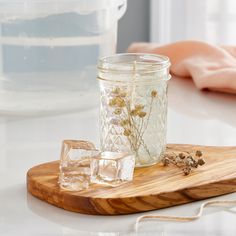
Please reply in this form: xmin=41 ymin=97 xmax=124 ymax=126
xmin=98 ymin=53 xmax=170 ymax=74
xmin=98 ymin=53 xmax=171 ymax=83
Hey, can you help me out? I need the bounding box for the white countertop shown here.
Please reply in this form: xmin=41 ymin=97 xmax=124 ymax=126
xmin=1 ymin=77 xmax=236 ymax=236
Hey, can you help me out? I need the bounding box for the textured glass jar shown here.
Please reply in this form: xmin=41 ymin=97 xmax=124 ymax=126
xmin=98 ymin=54 xmax=171 ymax=167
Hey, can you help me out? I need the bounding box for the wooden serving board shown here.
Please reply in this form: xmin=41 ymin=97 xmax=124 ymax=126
xmin=27 ymin=144 xmax=236 ymax=215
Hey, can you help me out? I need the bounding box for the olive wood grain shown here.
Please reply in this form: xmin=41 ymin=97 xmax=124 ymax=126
xmin=27 ymin=144 xmax=236 ymax=215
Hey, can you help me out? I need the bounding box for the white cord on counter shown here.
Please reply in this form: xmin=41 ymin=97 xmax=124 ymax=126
xmin=135 ymin=199 xmax=236 ymax=231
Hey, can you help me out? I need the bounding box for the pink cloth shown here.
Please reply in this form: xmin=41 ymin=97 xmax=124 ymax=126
xmin=128 ymin=41 xmax=236 ymax=94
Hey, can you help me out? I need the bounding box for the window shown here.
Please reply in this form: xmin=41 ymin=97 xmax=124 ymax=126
xmin=150 ymin=0 xmax=236 ymax=44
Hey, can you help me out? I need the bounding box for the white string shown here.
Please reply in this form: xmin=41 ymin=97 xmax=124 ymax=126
xmin=134 ymin=199 xmax=236 ymax=231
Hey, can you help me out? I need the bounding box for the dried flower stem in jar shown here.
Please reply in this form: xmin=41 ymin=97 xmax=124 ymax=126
xmin=108 ymin=87 xmax=159 ymax=163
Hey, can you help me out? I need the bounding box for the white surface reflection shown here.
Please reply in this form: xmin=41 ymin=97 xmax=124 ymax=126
xmin=167 ymin=77 xmax=236 ymax=145
xmin=168 ymin=77 xmax=236 ymax=127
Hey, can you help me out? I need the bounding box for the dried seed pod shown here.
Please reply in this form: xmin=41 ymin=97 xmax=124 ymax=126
xmin=123 ymin=129 xmax=131 ymax=136
xmin=174 ymin=156 xmax=182 ymax=163
xmin=114 ymin=108 xmax=122 ymax=115
xmin=112 ymin=87 xmax=121 ymax=94
xmin=162 ymin=157 xmax=170 ymax=166
xmin=109 ymin=98 xmax=117 ymax=107
xmin=130 ymin=109 xmax=138 ymax=116
xmin=182 ymin=166 xmax=191 ymax=175
xmin=195 ymin=150 xmax=203 ymax=157
xmin=116 ymin=97 xmax=125 ymax=108
xmin=191 ymin=159 xmax=199 ymax=168
xmin=186 ymin=155 xmax=194 ymax=161
xmin=185 ymin=158 xmax=193 ymax=166
xmin=151 ymin=90 xmax=158 ymax=98
xmin=178 ymin=153 xmax=185 ymax=159
xmin=138 ymin=111 xmax=147 ymax=118
xmin=198 ymin=158 xmax=205 ymax=166
xmin=120 ymin=119 xmax=129 ymax=127
xmin=164 ymin=154 xmax=174 ymax=162
xmin=135 ymin=104 xmax=145 ymax=110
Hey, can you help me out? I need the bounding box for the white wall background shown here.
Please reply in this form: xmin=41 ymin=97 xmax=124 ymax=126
xmin=117 ymin=0 xmax=236 ymax=50
xmin=150 ymin=0 xmax=236 ymax=44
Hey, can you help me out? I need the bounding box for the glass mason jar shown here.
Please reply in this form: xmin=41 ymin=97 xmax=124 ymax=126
xmin=98 ymin=53 xmax=171 ymax=167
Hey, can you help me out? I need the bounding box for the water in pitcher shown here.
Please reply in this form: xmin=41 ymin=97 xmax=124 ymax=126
xmin=0 ymin=11 xmax=116 ymax=114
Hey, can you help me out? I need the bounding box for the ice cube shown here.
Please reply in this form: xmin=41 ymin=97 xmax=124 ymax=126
xmin=90 ymin=151 xmax=135 ymax=186
xmin=59 ymin=140 xmax=98 ymax=191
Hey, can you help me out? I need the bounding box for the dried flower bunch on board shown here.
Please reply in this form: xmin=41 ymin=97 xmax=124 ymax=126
xmin=107 ymin=86 xmax=159 ymax=165
xmin=162 ymin=150 xmax=205 ymax=175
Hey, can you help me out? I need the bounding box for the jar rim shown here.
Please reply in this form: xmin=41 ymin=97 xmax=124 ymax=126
xmin=98 ymin=53 xmax=170 ymax=75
